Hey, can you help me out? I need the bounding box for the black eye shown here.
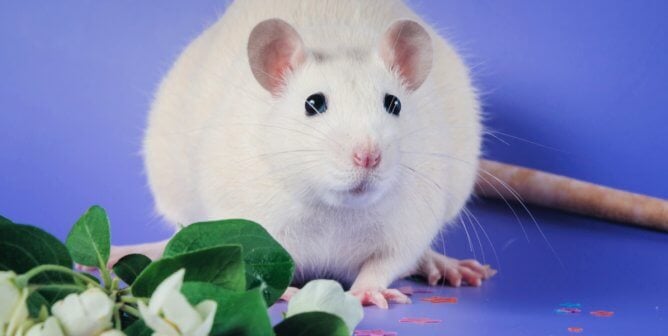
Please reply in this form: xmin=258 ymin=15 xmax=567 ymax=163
xmin=384 ymin=94 xmax=401 ymax=116
xmin=305 ymin=93 xmax=327 ymax=116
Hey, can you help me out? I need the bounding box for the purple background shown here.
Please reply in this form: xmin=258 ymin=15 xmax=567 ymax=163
xmin=2 ymin=1 xmax=667 ymax=335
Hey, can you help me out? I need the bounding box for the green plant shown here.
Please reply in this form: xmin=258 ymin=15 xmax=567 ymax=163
xmin=0 ymin=206 xmax=356 ymax=336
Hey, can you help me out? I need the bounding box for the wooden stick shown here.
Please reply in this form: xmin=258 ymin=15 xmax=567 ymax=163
xmin=475 ymin=159 xmax=668 ymax=232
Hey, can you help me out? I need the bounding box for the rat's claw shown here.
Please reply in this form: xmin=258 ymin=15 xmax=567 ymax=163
xmin=417 ymin=250 xmax=497 ymax=287
xmin=352 ymin=288 xmax=411 ymax=309
xmin=381 ymin=289 xmax=411 ymax=304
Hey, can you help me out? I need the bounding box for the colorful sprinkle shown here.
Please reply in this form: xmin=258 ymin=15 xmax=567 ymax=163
xmin=590 ymin=310 xmax=614 ymax=317
xmin=399 ymin=317 xmax=442 ymax=324
xmin=567 ymin=327 xmax=583 ymax=333
xmin=354 ymin=330 xmax=398 ymax=336
xmin=421 ymin=296 xmax=458 ymax=304
xmin=555 ymin=307 xmax=582 ymax=314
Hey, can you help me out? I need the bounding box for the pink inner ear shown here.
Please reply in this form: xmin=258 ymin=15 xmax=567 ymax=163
xmin=393 ymin=37 xmax=420 ymax=85
xmin=248 ymin=19 xmax=306 ymax=95
xmin=380 ymin=20 xmax=433 ymax=92
xmin=262 ymin=39 xmax=303 ymax=92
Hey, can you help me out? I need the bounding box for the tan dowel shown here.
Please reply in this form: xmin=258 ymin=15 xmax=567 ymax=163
xmin=475 ymin=160 xmax=668 ymax=232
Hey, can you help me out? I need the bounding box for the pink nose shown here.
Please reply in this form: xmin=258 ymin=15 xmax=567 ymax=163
xmin=353 ymin=149 xmax=381 ymax=169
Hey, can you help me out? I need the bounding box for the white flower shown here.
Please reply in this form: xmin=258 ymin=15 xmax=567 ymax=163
xmin=99 ymin=330 xmax=126 ymax=336
xmin=286 ymin=279 xmax=363 ymax=332
xmin=0 ymin=271 xmax=29 ymax=336
xmin=24 ymin=317 xmax=64 ymax=336
xmin=51 ymin=288 xmax=114 ymax=336
xmin=138 ymin=269 xmax=217 ymax=336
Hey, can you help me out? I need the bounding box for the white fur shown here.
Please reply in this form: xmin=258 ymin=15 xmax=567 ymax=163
xmin=143 ymin=0 xmax=481 ymax=289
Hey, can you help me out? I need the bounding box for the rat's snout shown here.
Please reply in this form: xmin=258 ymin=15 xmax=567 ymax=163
xmin=352 ymin=144 xmax=381 ymax=169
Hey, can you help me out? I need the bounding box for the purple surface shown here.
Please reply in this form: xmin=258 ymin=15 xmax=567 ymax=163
xmin=270 ymin=202 xmax=668 ymax=335
xmin=2 ymin=1 xmax=667 ymax=335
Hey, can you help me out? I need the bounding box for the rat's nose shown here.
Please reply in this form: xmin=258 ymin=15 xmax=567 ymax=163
xmin=353 ymin=148 xmax=382 ymax=169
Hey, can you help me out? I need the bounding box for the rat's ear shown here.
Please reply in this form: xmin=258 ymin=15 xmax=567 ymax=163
xmin=379 ymin=20 xmax=433 ymax=91
xmin=248 ymin=18 xmax=306 ymax=95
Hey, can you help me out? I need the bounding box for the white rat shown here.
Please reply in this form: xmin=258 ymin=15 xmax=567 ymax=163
xmin=140 ymin=0 xmax=491 ymax=308
xmin=114 ymin=0 xmax=668 ymax=308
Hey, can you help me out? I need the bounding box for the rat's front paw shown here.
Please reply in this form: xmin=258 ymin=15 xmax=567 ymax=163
xmin=417 ymin=249 xmax=497 ymax=287
xmin=350 ymin=288 xmax=411 ymax=309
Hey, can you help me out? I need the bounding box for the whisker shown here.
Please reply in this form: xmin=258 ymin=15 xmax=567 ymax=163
xmin=400 ymin=150 xmax=564 ymax=267
xmin=458 ymin=214 xmax=477 ymax=258
xmin=463 ymin=207 xmax=502 ymax=272
xmin=488 ymin=130 xmax=568 ymax=154
xmin=462 ymin=207 xmax=486 ymax=264
xmin=475 ymin=175 xmax=530 ymax=241
xmin=477 ymin=168 xmax=565 ymax=268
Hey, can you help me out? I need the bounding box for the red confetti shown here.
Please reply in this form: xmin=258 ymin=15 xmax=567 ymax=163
xmin=567 ymin=327 xmax=584 ymax=333
xmin=399 ymin=317 xmax=442 ymax=324
xmin=421 ymin=296 xmax=458 ymax=304
xmin=354 ymin=330 xmax=398 ymax=336
xmin=590 ymin=310 xmax=614 ymax=317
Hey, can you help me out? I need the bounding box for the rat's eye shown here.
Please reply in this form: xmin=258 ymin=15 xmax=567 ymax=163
xmin=305 ymin=93 xmax=327 ymax=116
xmin=384 ymin=94 xmax=401 ymax=116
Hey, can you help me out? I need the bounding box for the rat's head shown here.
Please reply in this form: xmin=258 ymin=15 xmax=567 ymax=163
xmin=247 ymin=18 xmax=432 ymax=208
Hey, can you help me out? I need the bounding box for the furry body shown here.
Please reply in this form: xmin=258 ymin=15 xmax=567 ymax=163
xmin=143 ymin=0 xmax=483 ymax=295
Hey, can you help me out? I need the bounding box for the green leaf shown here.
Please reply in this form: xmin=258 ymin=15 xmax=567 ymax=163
xmin=113 ymin=254 xmax=151 ymax=285
xmin=274 ymin=312 xmax=350 ymax=336
xmin=0 ymin=223 xmax=73 ymax=282
xmin=124 ymin=320 xmax=152 ymax=336
xmin=32 ymin=283 xmax=83 ymax=305
xmin=0 ymin=222 xmax=78 ymax=305
xmin=66 ymin=205 xmax=111 ymax=268
xmin=181 ymin=282 xmax=273 ymax=336
xmin=164 ymin=219 xmax=294 ymax=305
xmin=26 ymin=291 xmax=49 ymax=318
xmin=0 ymin=215 xmax=12 ymax=225
xmin=120 ymin=311 xmax=139 ymax=330
xmin=132 ymin=245 xmax=245 ymax=298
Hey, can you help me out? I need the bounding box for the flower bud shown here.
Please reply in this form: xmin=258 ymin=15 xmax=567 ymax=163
xmin=24 ymin=317 xmax=65 ymax=336
xmin=286 ymin=279 xmax=363 ymax=332
xmin=51 ymin=288 xmax=114 ymax=336
xmin=0 ymin=271 xmax=29 ymax=336
xmin=138 ymin=269 xmax=217 ymax=336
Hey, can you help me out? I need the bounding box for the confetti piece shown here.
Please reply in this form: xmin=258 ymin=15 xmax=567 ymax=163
xmin=354 ymin=330 xmax=398 ymax=336
xmin=590 ymin=310 xmax=614 ymax=317
xmin=555 ymin=307 xmax=582 ymax=314
xmin=560 ymin=303 xmax=582 ymax=308
xmin=399 ymin=317 xmax=442 ymax=324
xmin=421 ymin=296 xmax=458 ymax=304
xmin=567 ymin=327 xmax=583 ymax=333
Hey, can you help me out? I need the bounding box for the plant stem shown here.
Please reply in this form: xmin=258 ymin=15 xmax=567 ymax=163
xmin=120 ymin=296 xmax=145 ymax=304
xmin=29 ymin=283 xmax=86 ymax=292
xmin=99 ymin=265 xmax=112 ymax=290
xmin=120 ymin=304 xmax=141 ymax=318
xmin=16 ymin=265 xmax=102 ymax=288
xmin=114 ymin=305 xmax=122 ymax=330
